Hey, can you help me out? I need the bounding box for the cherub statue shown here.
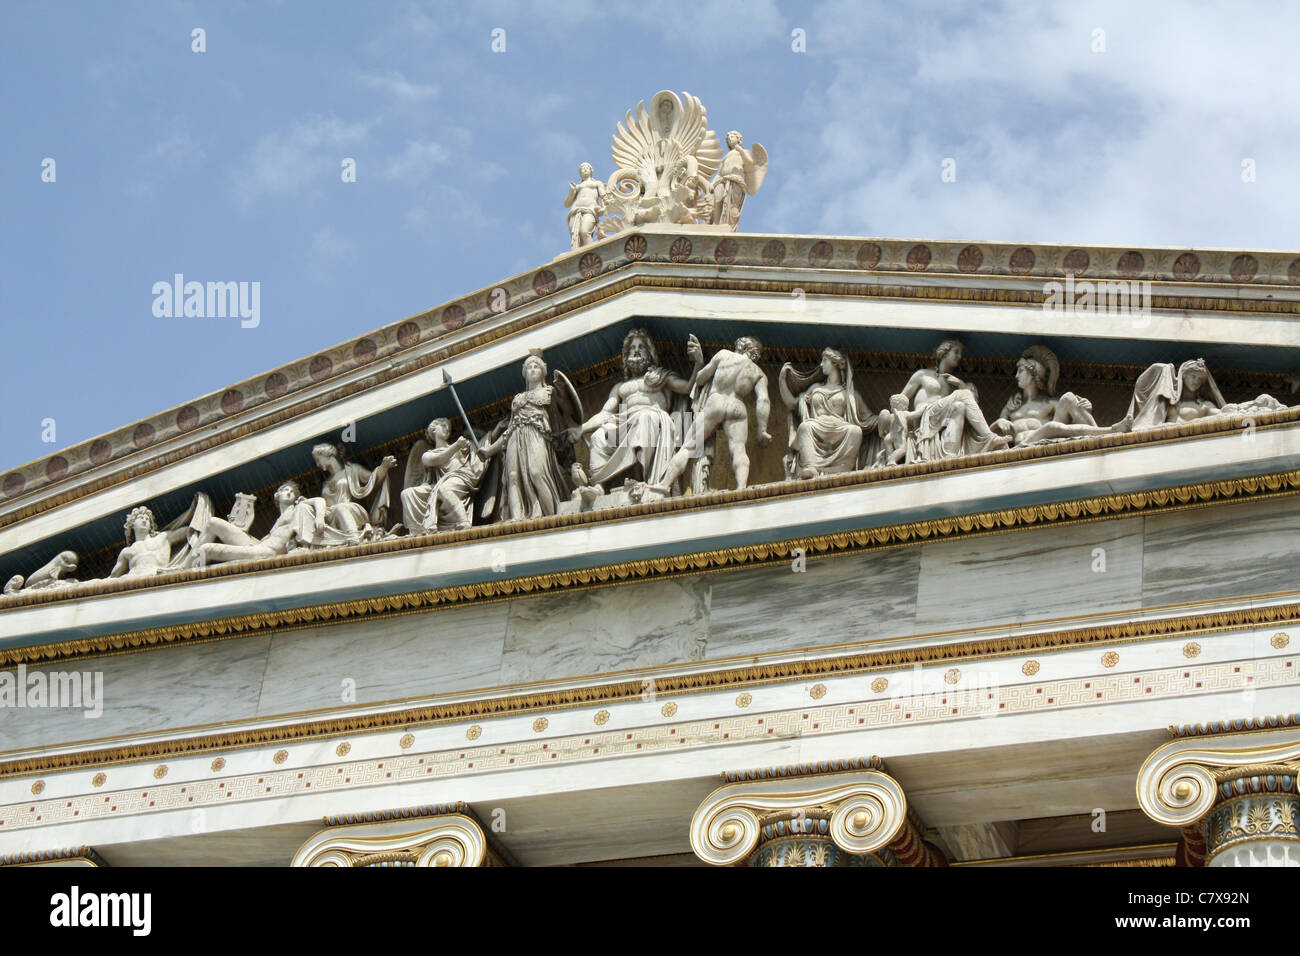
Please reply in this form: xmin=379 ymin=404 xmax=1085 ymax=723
xmin=564 ymin=162 xmax=610 ymax=250
xmin=874 ymin=394 xmax=915 ymax=467
xmin=652 ymin=335 xmax=771 ymax=493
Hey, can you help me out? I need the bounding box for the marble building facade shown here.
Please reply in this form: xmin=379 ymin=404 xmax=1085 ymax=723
xmin=1 ymin=221 xmax=1298 ymax=865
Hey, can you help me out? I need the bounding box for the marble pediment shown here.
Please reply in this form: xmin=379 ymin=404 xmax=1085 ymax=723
xmin=1 ymin=231 xmax=1298 ymax=655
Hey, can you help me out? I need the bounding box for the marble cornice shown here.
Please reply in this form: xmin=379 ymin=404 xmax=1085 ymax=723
xmin=5 ymin=229 xmax=1300 ymax=519
xmin=0 ymin=598 xmax=1295 ymax=779
xmin=2 ymin=425 xmax=1297 ymax=661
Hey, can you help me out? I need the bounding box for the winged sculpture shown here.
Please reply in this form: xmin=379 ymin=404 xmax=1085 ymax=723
xmin=565 ymin=90 xmax=769 ymax=248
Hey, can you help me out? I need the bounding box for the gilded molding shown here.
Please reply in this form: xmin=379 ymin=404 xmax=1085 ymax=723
xmin=4 ymin=465 xmax=1299 ymax=669
xmin=722 ymin=756 xmax=883 ymax=783
xmin=1171 ymin=712 xmax=1300 ymax=738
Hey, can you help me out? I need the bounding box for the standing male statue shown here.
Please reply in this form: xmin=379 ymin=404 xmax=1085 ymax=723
xmin=652 ymin=335 xmax=772 ymax=493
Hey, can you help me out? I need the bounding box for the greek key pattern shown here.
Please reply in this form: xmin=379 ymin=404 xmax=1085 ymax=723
xmin=3 ymin=655 xmax=1295 ymax=834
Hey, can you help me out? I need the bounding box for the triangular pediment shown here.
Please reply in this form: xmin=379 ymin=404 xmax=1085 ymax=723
xmin=1 ymin=231 xmax=1297 ymax=657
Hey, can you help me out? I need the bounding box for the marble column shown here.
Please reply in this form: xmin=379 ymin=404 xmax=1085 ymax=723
xmin=689 ymin=759 xmax=946 ymax=867
xmin=291 ymin=802 xmax=514 ymax=867
xmin=1137 ymin=717 xmax=1300 ymax=867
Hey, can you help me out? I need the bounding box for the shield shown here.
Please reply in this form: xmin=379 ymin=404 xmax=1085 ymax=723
xmin=745 ymin=142 xmax=768 ymax=195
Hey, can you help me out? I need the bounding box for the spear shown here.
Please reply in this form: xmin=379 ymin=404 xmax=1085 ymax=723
xmin=441 ymin=370 xmax=480 ymax=452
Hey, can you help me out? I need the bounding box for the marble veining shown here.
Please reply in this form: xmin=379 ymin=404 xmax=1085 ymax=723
xmin=914 ymin=518 xmax=1144 ymax=632
xmin=256 ymin=602 xmax=510 ymax=717
xmin=500 ymin=577 xmax=709 ymax=684
xmin=707 ymin=546 xmax=920 ymax=658
xmin=1142 ymin=497 xmax=1300 ymax=608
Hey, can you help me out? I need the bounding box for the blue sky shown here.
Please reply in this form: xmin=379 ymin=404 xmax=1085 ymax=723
xmin=4 ymin=0 xmax=1299 ymax=472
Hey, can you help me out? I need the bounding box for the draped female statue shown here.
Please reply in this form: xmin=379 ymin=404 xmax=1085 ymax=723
xmin=778 ymin=347 xmax=875 ymax=478
xmin=1125 ymin=358 xmax=1289 ymax=430
xmin=298 ymin=442 xmax=396 ymax=547
xmin=900 ymin=338 xmax=1010 ymax=462
xmin=477 ymin=352 xmax=583 ymax=521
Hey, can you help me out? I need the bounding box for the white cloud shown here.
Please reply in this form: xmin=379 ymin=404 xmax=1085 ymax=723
xmin=307 ymin=227 xmax=360 ymax=280
xmin=357 ymin=69 xmax=440 ymax=105
xmin=231 ymin=115 xmax=375 ymax=209
xmin=764 ymin=0 xmax=1300 ymax=249
xmin=382 ymin=139 xmax=453 ymax=184
xmin=150 ymin=129 xmax=205 ymax=167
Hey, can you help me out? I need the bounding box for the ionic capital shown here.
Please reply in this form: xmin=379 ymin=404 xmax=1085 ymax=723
xmin=1137 ymin=718 xmax=1300 ymax=866
xmin=291 ymin=802 xmax=511 ymax=867
xmin=690 ymin=759 xmax=945 ymax=867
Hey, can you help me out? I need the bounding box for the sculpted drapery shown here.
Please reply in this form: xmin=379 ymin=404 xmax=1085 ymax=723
xmin=10 ymin=332 xmax=1298 ymax=598
xmin=901 ymin=339 xmax=1010 ymax=463
xmin=1126 ymin=358 xmax=1289 ymax=430
xmin=779 ymin=348 xmax=875 ymax=478
xmin=570 ymin=329 xmax=701 ymax=493
xmin=296 ymin=443 xmax=395 ymax=549
xmin=477 ymin=353 xmax=581 ymax=522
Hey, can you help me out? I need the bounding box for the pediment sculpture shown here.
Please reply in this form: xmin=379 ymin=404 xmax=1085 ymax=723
xmin=3 ymin=336 xmax=1294 ymax=597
